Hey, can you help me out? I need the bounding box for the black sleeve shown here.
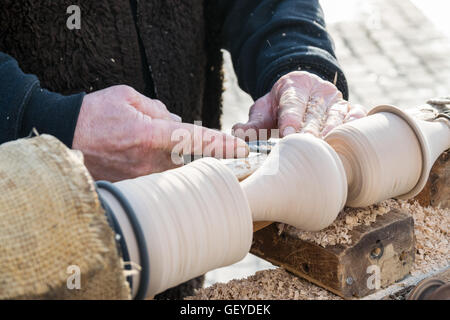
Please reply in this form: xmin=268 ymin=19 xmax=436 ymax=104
xmin=217 ymin=0 xmax=349 ymax=100
xmin=0 ymin=52 xmax=85 ymax=147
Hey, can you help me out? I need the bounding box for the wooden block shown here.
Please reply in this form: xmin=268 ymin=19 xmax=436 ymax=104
xmin=250 ymin=209 xmax=415 ymax=298
xmin=413 ymin=150 xmax=449 ymax=209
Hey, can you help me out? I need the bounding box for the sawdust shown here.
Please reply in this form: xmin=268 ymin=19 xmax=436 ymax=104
xmin=402 ymin=201 xmax=449 ymax=275
xmin=185 ymin=268 xmax=341 ymax=300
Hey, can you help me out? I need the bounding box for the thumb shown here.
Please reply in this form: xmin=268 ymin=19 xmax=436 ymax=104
xmin=149 ymin=119 xmax=250 ymax=160
xmin=232 ymin=93 xmax=276 ymax=141
xmin=344 ymin=103 xmax=367 ymax=123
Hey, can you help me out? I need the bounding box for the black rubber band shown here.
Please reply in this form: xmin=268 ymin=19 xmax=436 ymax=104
xmin=96 ymin=181 xmax=150 ymax=300
xmin=97 ymin=191 xmax=133 ymax=291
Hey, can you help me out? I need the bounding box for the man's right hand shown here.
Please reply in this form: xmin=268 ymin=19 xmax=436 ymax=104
xmin=72 ymin=85 xmax=249 ymax=182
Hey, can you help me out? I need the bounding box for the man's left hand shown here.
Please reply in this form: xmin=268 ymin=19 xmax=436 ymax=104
xmin=233 ymin=71 xmax=366 ymax=140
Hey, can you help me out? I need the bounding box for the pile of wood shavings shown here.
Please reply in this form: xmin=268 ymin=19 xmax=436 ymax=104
xmin=186 ymin=268 xmax=341 ymax=300
xmin=279 ymin=199 xmax=397 ymax=247
xmin=399 ymin=201 xmax=449 ymax=275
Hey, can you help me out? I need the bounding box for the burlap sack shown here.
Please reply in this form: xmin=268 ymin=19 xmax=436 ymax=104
xmin=0 ymin=135 xmax=130 ymax=299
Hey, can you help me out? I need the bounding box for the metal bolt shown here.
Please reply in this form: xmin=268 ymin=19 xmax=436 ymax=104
xmin=371 ymin=247 xmax=382 ymax=258
xmin=370 ymin=241 xmax=384 ymax=259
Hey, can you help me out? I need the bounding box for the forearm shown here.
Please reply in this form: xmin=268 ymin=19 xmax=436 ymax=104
xmin=219 ymin=0 xmax=348 ymax=100
xmin=0 ymin=52 xmax=84 ymax=147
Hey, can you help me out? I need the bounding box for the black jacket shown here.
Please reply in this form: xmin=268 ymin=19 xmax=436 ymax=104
xmin=0 ymin=0 xmax=347 ymax=147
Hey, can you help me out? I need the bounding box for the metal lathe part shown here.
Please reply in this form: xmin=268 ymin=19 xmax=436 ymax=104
xmin=247 ymin=139 xmax=278 ymax=154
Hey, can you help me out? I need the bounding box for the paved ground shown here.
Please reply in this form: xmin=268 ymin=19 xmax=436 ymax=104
xmin=328 ymin=0 xmax=450 ymax=110
xmin=207 ymin=0 xmax=450 ymax=287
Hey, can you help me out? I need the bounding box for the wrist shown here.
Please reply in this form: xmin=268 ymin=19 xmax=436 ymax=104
xmin=20 ymin=87 xmax=85 ymax=147
xmin=257 ymin=55 xmax=349 ymax=101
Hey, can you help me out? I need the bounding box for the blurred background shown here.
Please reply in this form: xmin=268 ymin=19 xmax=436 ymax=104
xmin=205 ymin=0 xmax=450 ymax=287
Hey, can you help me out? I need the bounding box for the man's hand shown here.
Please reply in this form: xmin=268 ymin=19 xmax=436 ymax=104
xmin=233 ymin=71 xmax=366 ymax=140
xmin=73 ymin=85 xmax=249 ymax=182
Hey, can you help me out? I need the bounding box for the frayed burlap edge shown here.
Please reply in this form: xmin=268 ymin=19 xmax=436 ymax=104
xmin=0 ymin=135 xmax=130 ymax=299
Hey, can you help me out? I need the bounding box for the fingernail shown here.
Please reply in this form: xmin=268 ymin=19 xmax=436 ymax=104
xmin=283 ymin=126 xmax=296 ymax=136
xmin=170 ymin=113 xmax=182 ymax=122
xmin=236 ymin=146 xmax=249 ymax=158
